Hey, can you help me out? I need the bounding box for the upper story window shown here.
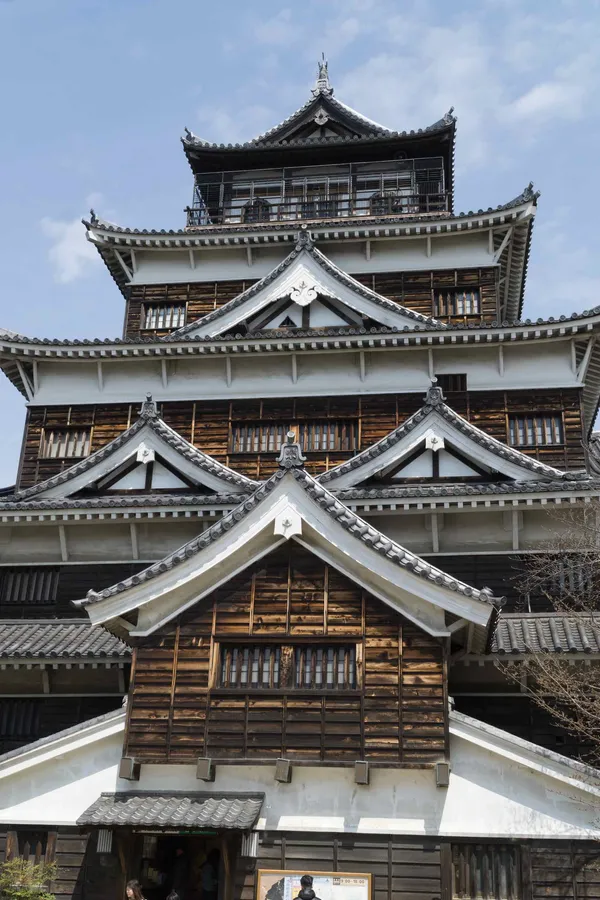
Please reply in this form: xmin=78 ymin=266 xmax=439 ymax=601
xmin=230 ymin=421 xmax=359 ymax=454
xmin=0 ymin=567 xmax=59 ymax=606
xmin=39 ymin=428 xmax=91 ymax=459
xmin=435 ymin=289 xmax=481 ymax=317
xmin=243 ymin=198 xmax=271 ymax=223
xmin=436 ymin=373 xmax=467 ymax=393
xmin=508 ymin=414 xmax=564 ymax=447
xmin=452 ymin=843 xmax=520 ymax=900
xmin=217 ymin=644 xmax=357 ymax=691
xmin=143 ymin=303 xmax=187 ymax=330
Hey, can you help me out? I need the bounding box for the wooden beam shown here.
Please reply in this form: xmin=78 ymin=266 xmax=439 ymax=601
xmin=189 ymin=248 xmax=196 ymax=269
xmin=97 ymin=360 xmax=104 ymax=391
xmin=225 ymin=356 xmax=232 ymax=387
xmin=577 ymin=337 xmax=596 ymax=381
xmin=428 ymin=348 xmax=434 ymax=380
xmin=291 ymin=353 xmax=298 ymax=384
xmin=365 ymin=240 xmax=371 ymax=261
xmin=498 ymin=345 xmax=504 ymax=376
xmin=488 ymin=228 xmax=494 ymax=255
xmin=113 ymin=249 xmax=133 ymax=281
xmin=130 ymin=249 xmax=137 ymax=274
xmin=426 ymin=235 xmax=432 ymax=258
xmin=502 ymin=230 xmax=515 ymax=309
xmin=15 ymin=361 xmax=34 ymax=401
xmin=246 ymin=246 xmax=253 ymax=267
xmin=58 ymin=525 xmax=68 ymax=562
xmin=41 ymin=667 xmax=50 ymax=694
xmin=431 ymin=513 xmax=440 ymax=553
xmin=161 ymin=358 xmax=168 ymax=389
xmin=512 ymin=510 xmax=520 ymax=551
xmin=494 ymin=226 xmax=513 ymax=261
xmin=130 ymin=523 xmax=139 ymax=560
xmin=359 ymin=350 xmax=366 ymax=382
xmin=32 ymin=361 xmax=39 ymax=394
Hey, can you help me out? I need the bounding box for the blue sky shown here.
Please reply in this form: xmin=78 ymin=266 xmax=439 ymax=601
xmin=0 ymin=0 xmax=599 ymax=484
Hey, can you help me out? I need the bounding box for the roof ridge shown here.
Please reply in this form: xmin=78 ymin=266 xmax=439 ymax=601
xmin=319 ymin=382 xmax=574 ymax=486
xmin=77 ymin=464 xmax=499 ymax=610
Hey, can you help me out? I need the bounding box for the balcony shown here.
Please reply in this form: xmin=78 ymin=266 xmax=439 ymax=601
xmin=185 ymin=157 xmax=449 ymax=228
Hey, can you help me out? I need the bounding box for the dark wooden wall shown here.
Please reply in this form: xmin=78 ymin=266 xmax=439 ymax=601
xmin=125 ymin=545 xmax=447 ymax=766
xmin=19 ymin=388 xmax=585 ymax=488
xmin=123 ymin=267 xmax=499 ymax=338
xmin=0 ymin=829 xmax=89 ymax=900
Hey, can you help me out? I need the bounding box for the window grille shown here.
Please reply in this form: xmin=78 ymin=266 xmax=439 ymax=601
xmin=218 ymin=644 xmax=357 ymax=690
xmin=242 ymin=198 xmax=271 ymax=223
xmin=294 ymin=645 xmax=356 ymax=689
xmin=39 ymin=429 xmax=90 ymax=459
xmin=230 ymin=421 xmax=358 ymax=454
xmin=435 ymin=289 xmax=481 ymax=317
xmin=0 ymin=568 xmax=59 ymax=606
xmin=436 ymin=373 xmax=467 ymax=393
xmin=369 ymin=191 xmax=410 ymax=216
xmin=143 ymin=303 xmax=187 ymax=330
xmin=219 ymin=646 xmax=282 ymax=689
xmin=18 ymin=832 xmax=48 ymax=864
xmin=452 ymin=844 xmax=520 ymax=899
xmin=0 ymin=699 xmax=41 ymax=741
xmin=508 ymin=414 xmax=564 ymax=447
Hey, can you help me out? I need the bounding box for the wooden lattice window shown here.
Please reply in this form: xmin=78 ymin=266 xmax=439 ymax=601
xmin=142 ymin=303 xmax=187 ymax=330
xmin=0 ymin=568 xmax=59 ymax=606
xmin=435 ymin=289 xmax=481 ymax=316
xmin=39 ymin=429 xmax=90 ymax=459
xmin=508 ymin=414 xmax=564 ymax=447
xmin=230 ymin=421 xmax=359 ymax=454
xmin=219 ymin=645 xmax=282 ymax=688
xmin=242 ymin=198 xmax=271 ymax=223
xmin=294 ymin=645 xmax=356 ymax=689
xmin=5 ymin=830 xmax=56 ymax=864
xmin=217 ymin=644 xmax=358 ymax=690
xmin=452 ymin=844 xmax=520 ymax=899
xmin=436 ymin=373 xmax=467 ymax=393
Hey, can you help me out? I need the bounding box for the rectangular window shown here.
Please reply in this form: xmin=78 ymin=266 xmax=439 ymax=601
xmin=217 ymin=644 xmax=357 ymax=690
xmin=508 ymin=414 xmax=564 ymax=447
xmin=436 ymin=373 xmax=467 ymax=393
xmin=435 ymin=289 xmax=481 ymax=317
xmin=294 ymin=645 xmax=356 ymax=689
xmin=142 ymin=303 xmax=187 ymax=330
xmin=230 ymin=421 xmax=359 ymax=454
xmin=452 ymin=844 xmax=520 ymax=900
xmin=39 ymin=429 xmax=91 ymax=459
xmin=219 ymin=645 xmax=282 ymax=688
xmin=0 ymin=568 xmax=59 ymax=606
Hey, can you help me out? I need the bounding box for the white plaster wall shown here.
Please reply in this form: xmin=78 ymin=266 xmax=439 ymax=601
xmin=2 ymin=725 xmax=596 ymax=840
xmin=29 ymin=341 xmax=581 ymax=408
xmin=130 ymin=234 xmax=493 ymax=286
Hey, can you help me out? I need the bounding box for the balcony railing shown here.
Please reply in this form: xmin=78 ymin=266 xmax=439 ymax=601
xmin=185 ymin=157 xmax=449 ymax=228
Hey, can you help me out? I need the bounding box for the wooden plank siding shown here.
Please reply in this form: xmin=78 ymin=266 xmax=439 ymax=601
xmin=0 ymin=829 xmax=89 ymax=900
xmin=236 ymin=834 xmax=444 ymax=900
xmin=529 ymin=842 xmax=600 ymax=899
xmin=125 ymin=545 xmax=447 ymax=766
xmin=18 ymin=389 xmax=585 ymax=488
xmin=123 ymin=267 xmax=499 ymax=338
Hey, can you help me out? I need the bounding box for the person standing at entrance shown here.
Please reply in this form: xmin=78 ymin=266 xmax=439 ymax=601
xmin=126 ymin=881 xmax=146 ymax=900
xmin=171 ymin=847 xmax=190 ymax=900
xmin=200 ymin=849 xmax=220 ymax=900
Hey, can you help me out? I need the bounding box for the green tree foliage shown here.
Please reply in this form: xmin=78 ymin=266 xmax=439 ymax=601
xmin=0 ymin=858 xmax=57 ymax=900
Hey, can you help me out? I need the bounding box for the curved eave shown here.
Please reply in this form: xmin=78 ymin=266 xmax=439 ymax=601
xmin=1 ymin=479 xmax=600 ymax=521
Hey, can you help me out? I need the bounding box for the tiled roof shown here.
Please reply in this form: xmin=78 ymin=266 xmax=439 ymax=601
xmin=77 ymin=466 xmax=499 ymax=609
xmin=319 ymin=384 xmax=575 ymax=485
xmin=14 ymin=395 xmax=257 ymax=501
xmin=77 ymin=792 xmax=264 ymax=829
xmin=168 ymin=229 xmax=443 ymax=339
xmin=336 ymin=478 xmax=600 ymax=501
xmin=0 ymin=620 xmax=129 ymax=659
xmin=84 ymin=187 xmax=534 ymax=238
xmin=492 ymin=613 xmax=600 ymax=654
xmin=0 ymin=708 xmax=125 ymax=766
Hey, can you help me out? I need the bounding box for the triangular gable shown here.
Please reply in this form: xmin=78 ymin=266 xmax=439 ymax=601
xmin=319 ymin=384 xmax=570 ymax=491
xmin=14 ymin=395 xmax=258 ymax=501
xmin=168 ymin=230 xmax=444 ymax=340
xmin=76 ymin=440 xmax=497 ymax=643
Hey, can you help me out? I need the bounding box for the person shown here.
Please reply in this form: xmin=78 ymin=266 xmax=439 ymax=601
xmin=200 ymin=849 xmax=220 ymax=900
xmin=171 ymin=847 xmax=189 ymax=900
xmin=126 ymin=881 xmax=146 ymax=900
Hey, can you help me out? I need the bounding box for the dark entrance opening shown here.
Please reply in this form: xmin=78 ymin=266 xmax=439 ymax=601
xmin=133 ymin=833 xmax=224 ymax=900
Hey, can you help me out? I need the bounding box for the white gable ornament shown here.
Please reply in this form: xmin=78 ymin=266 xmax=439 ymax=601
xmin=136 ymin=443 xmax=155 ymax=465
xmin=289 ymin=279 xmax=319 ymax=307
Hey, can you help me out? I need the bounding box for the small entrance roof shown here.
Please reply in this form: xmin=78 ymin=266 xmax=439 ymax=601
xmin=77 ymin=791 xmax=264 ymax=830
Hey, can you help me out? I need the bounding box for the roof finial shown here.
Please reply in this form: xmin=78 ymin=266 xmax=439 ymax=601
xmin=295 ymin=226 xmax=313 ymax=251
xmin=140 ymin=392 xmax=159 ymax=419
xmin=425 ymin=377 xmax=445 ymax=406
xmin=277 ymin=431 xmax=307 ymax=469
xmin=312 ymin=53 xmax=333 ymax=97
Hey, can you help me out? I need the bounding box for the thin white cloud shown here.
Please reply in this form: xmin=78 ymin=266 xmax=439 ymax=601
xmin=254 ymin=9 xmax=296 ymax=44
xmin=40 ymin=217 xmax=99 ymax=284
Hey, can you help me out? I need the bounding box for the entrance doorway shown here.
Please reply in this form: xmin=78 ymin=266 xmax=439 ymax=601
xmin=125 ymin=833 xmax=232 ymax=900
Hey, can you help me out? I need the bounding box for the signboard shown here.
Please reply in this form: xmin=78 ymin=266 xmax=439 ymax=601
xmin=257 ymin=870 xmax=371 ymax=900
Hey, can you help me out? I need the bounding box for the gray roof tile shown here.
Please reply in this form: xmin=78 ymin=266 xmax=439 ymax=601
xmin=492 ymin=613 xmax=600 ymax=654
xmin=0 ymin=619 xmax=130 ymax=659
xmin=77 ymin=792 xmax=264 ymax=829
